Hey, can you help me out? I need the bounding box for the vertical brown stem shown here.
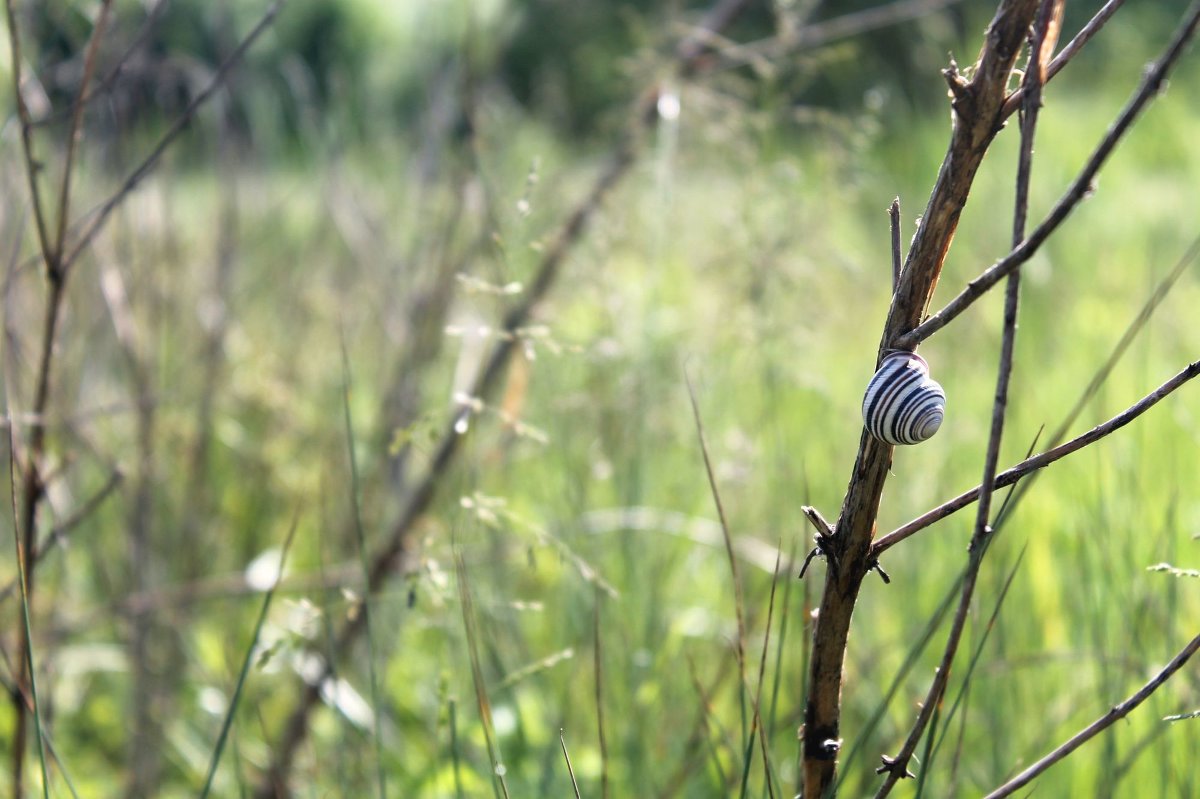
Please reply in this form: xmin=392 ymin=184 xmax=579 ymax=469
xmin=801 ymin=2 xmax=1039 ymax=796
xmin=11 ymin=275 xmax=63 ymax=799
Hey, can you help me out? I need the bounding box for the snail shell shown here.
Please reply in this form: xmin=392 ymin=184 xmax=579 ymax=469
xmin=862 ymin=351 xmax=945 ymax=445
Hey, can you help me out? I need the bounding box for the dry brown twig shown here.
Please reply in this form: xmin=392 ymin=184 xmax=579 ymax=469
xmin=872 ymin=357 xmax=1200 ymax=556
xmin=5 ymin=2 xmax=114 ymax=793
xmin=801 ymin=0 xmax=1200 ymax=795
xmin=0 ymin=2 xmax=289 ymax=795
xmin=896 ymin=0 xmax=1200 ymax=349
xmin=983 ymin=632 xmax=1200 ymax=798
xmin=874 ymin=3 xmax=1058 ymax=792
xmin=801 ymin=3 xmax=1042 ymax=794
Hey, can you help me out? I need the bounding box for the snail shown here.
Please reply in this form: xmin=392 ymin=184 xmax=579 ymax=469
xmin=861 ymin=351 xmax=945 ymax=445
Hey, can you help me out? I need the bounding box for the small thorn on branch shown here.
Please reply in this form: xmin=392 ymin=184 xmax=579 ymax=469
xmin=942 ymin=56 xmax=971 ymax=103
xmin=876 ymin=755 xmax=915 ymax=779
xmin=800 ymin=505 xmax=839 ymax=579
xmin=889 ymin=197 xmax=902 ymax=294
xmin=867 ymin=557 xmax=891 ymax=584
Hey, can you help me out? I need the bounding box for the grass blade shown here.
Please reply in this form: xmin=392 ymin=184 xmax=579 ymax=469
xmin=449 ymin=698 xmax=466 ymax=799
xmin=685 ymin=370 xmax=748 ymax=750
xmin=7 ymin=424 xmax=50 ymax=799
xmin=339 ymin=336 xmax=389 ymax=799
xmin=594 ymin=586 xmax=610 ymax=799
xmin=199 ymin=517 xmax=300 ymax=798
xmin=455 ymin=551 xmax=511 ymax=799
xmin=560 ymin=730 xmax=582 ymax=798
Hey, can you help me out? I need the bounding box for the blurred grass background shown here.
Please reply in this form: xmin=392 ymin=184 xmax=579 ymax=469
xmin=1 ymin=0 xmax=1199 ymax=796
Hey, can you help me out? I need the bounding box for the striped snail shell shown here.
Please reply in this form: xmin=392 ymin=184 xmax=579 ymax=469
xmin=862 ymin=351 xmax=946 ymax=445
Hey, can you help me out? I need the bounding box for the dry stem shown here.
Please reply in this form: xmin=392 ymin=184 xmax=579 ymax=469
xmin=871 ymin=358 xmax=1200 ymax=556
xmin=874 ymin=3 xmax=1055 ymax=791
xmin=801 ymin=3 xmax=1040 ymax=796
xmin=895 ymin=0 xmax=1200 ymax=349
xmin=983 ymin=633 xmax=1200 ymax=798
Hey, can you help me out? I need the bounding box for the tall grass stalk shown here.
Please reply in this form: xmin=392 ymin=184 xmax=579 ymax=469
xmin=6 ymin=432 xmax=50 ymax=799
xmin=340 ymin=339 xmax=389 ymax=799
xmin=199 ymin=518 xmax=300 ymax=798
xmin=686 ymin=373 xmax=749 ymax=750
xmin=455 ymin=550 xmax=511 ymax=799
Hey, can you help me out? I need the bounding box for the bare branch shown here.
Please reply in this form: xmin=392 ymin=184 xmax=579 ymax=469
xmin=895 ymin=2 xmax=1200 ymax=349
xmin=984 ymin=633 xmax=1200 ymax=798
xmin=62 ymin=0 xmax=288 ymax=274
xmin=889 ymin=198 xmax=902 ymax=293
xmin=710 ymin=0 xmax=968 ymax=72
xmin=802 ymin=3 xmax=1041 ymax=794
xmin=874 ymin=3 xmax=1056 ymax=791
xmin=32 ymin=0 xmax=171 ymax=129
xmin=1001 ymin=0 xmax=1126 ymax=118
xmin=873 ymin=359 xmax=1200 ymax=556
xmin=3 ymin=0 xmax=54 ymax=274
xmin=53 ymin=0 xmax=115 ymax=271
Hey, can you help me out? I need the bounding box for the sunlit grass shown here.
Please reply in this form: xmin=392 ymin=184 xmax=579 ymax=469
xmin=2 ymin=15 xmax=1198 ymax=797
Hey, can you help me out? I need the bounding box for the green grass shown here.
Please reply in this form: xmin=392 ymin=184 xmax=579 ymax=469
xmin=3 ymin=16 xmax=1200 ymax=799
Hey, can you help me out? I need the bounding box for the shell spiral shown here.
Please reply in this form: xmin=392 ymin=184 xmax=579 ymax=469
xmin=862 ymin=352 xmax=945 ymax=445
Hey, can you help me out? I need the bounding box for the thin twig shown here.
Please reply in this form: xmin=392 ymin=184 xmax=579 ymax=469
xmin=0 ymin=469 xmax=124 ymax=604
xmin=3 ymin=0 xmax=54 ymax=272
xmin=932 ymin=546 xmax=1028 ymax=792
xmin=879 ymin=224 xmax=1200 ymax=553
xmin=895 ymin=1 xmax=1200 ymax=349
xmin=32 ymin=0 xmax=172 ymax=129
xmin=593 ymin=587 xmax=610 ymax=799
xmin=871 ymin=358 xmax=1200 ymax=556
xmin=889 ymin=198 xmax=902 ymax=294
xmin=53 ymin=0 xmax=115 ymax=270
xmin=710 ymin=0 xmax=967 ymax=72
xmin=560 ymin=731 xmax=582 ymax=799
xmin=1048 ymin=234 xmax=1200 ymax=451
xmin=802 ymin=3 xmax=1042 ymax=794
xmin=875 ymin=5 xmax=1054 ymax=791
xmin=4 ymin=3 xmax=117 ymax=791
xmin=983 ymin=633 xmax=1200 ymax=798
xmin=1000 ymin=0 xmax=1126 ymax=117
xmin=62 ymin=0 xmax=288 ymax=274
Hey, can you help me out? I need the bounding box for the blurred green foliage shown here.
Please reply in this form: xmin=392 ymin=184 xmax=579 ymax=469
xmin=1 ymin=1 xmax=1199 ymax=797
xmin=12 ymin=0 xmax=1200 ymax=144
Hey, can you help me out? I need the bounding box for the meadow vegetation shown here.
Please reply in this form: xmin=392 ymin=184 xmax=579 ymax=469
xmin=1 ymin=1 xmax=1198 ymax=796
